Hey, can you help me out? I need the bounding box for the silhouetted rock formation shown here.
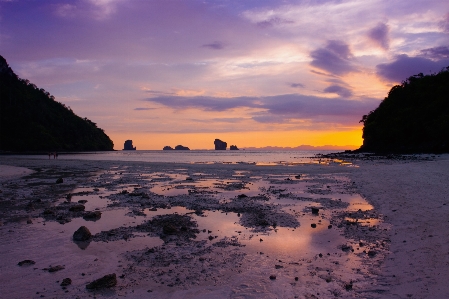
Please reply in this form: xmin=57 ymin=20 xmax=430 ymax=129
xmin=0 ymin=55 xmax=113 ymax=151
xmin=214 ymin=139 xmax=227 ymax=150
xmin=359 ymin=67 xmax=449 ymax=153
xmin=163 ymin=146 xmax=174 ymax=150
xmin=175 ymin=145 xmax=190 ymax=150
xmin=230 ymin=145 xmax=239 ymax=150
xmin=123 ymin=140 xmax=136 ymax=150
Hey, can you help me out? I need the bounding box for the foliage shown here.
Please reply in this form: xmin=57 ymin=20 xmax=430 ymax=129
xmin=0 ymin=55 xmax=114 ymax=151
xmin=359 ymin=67 xmax=449 ymax=153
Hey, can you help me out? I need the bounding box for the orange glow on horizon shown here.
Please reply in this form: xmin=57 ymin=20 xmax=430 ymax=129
xmin=110 ymin=128 xmax=363 ymax=150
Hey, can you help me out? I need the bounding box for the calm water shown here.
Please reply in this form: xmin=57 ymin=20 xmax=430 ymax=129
xmin=38 ymin=150 xmax=340 ymax=164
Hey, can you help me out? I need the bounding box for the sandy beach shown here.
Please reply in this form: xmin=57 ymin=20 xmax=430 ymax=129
xmin=0 ymin=155 xmax=448 ymax=298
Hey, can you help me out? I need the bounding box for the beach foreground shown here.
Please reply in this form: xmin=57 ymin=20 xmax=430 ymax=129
xmin=0 ymin=155 xmax=448 ymax=298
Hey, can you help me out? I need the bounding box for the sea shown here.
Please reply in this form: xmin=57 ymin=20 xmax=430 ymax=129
xmin=35 ymin=150 xmax=341 ymax=165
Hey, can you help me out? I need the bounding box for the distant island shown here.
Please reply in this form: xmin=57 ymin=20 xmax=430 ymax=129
xmin=214 ymin=139 xmax=227 ymax=150
xmin=0 ymin=55 xmax=113 ymax=152
xmin=230 ymin=145 xmax=239 ymax=150
xmin=163 ymin=145 xmax=190 ymax=150
xmin=358 ymin=67 xmax=449 ymax=153
xmin=123 ymin=140 xmax=136 ymax=150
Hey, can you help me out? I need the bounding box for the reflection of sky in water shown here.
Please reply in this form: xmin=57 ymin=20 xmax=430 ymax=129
xmin=57 ymin=168 xmax=375 ymax=262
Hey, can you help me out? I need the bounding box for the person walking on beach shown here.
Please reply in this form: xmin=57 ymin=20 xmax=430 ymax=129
xmin=48 ymin=152 xmax=51 ymax=159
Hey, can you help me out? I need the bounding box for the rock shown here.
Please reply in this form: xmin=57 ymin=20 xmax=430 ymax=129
xmin=47 ymin=265 xmax=65 ymax=272
xmin=86 ymin=273 xmax=117 ymax=289
xmin=328 ymin=225 xmax=332 ymax=229
xmin=123 ymin=140 xmax=136 ymax=150
xmin=174 ymin=145 xmax=190 ymax=150
xmin=344 ymin=281 xmax=353 ymax=291
xmin=163 ymin=146 xmax=174 ymax=150
xmin=18 ymin=260 xmax=35 ymax=266
xmin=311 ymin=223 xmax=317 ymax=228
xmin=275 ymin=265 xmax=283 ymax=269
xmin=214 ymin=139 xmax=227 ymax=150
xmin=185 ymin=177 xmax=193 ymax=181
xmin=295 ymin=277 xmax=299 ymax=281
xmin=60 ymin=278 xmax=72 ymax=286
xmin=83 ymin=211 xmax=101 ymax=221
xmin=269 ymin=275 xmax=276 ymax=280
xmin=237 ymin=194 xmax=248 ymax=198
xmin=295 ymin=175 xmax=301 ymax=179
xmin=367 ymin=250 xmax=377 ymax=257
xmin=26 ymin=219 xmax=33 ymax=224
xmin=78 ymin=199 xmax=87 ymax=204
xmin=341 ymin=244 xmax=352 ymax=252
xmin=73 ymin=226 xmax=92 ymax=241
xmin=230 ymin=145 xmax=239 ymax=150
xmin=69 ymin=205 xmax=85 ymax=212
xmin=311 ymin=207 xmax=319 ymax=214
xmin=56 ymin=178 xmax=63 ymax=184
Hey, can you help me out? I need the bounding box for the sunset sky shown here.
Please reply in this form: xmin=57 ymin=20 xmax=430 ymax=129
xmin=1 ymin=0 xmax=448 ymax=150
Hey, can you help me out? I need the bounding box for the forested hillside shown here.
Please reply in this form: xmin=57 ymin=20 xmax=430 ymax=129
xmin=0 ymin=55 xmax=113 ymax=152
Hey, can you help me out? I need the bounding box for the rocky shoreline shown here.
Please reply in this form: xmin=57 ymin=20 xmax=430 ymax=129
xmin=1 ymin=155 xmax=448 ymax=298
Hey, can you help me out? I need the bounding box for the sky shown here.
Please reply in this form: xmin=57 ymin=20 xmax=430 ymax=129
xmin=1 ymin=0 xmax=448 ymax=150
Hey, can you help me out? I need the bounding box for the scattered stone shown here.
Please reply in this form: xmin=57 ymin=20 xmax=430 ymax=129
xmin=77 ymin=199 xmax=87 ymax=204
xmin=18 ymin=260 xmax=35 ymax=266
xmin=83 ymin=211 xmax=101 ymax=221
xmin=295 ymin=175 xmax=301 ymax=179
xmin=237 ymin=194 xmax=248 ymax=198
xmin=345 ymin=281 xmax=353 ymax=291
xmin=269 ymin=275 xmax=276 ymax=280
xmin=86 ymin=273 xmax=117 ymax=289
xmin=328 ymin=225 xmax=332 ymax=229
xmin=27 ymin=219 xmax=33 ymax=224
xmin=311 ymin=223 xmax=317 ymax=228
xmin=60 ymin=278 xmax=72 ymax=286
xmin=340 ymin=244 xmax=352 ymax=252
xmin=56 ymin=178 xmax=63 ymax=184
xmin=367 ymin=250 xmax=377 ymax=257
xmin=46 ymin=265 xmax=65 ymax=272
xmin=275 ymin=265 xmax=283 ymax=269
xmin=185 ymin=177 xmax=193 ymax=181
xmin=295 ymin=277 xmax=299 ymax=281
xmin=311 ymin=207 xmax=319 ymax=214
xmin=73 ymin=226 xmax=92 ymax=241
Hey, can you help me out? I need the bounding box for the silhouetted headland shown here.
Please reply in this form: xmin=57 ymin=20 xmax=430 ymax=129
xmin=0 ymin=55 xmax=114 ymax=152
xmin=357 ymin=67 xmax=449 ymax=154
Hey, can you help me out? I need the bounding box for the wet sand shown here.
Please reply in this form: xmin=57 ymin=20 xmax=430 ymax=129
xmin=0 ymin=155 xmax=448 ymax=298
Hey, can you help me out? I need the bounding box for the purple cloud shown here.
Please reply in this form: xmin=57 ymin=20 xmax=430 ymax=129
xmin=420 ymin=46 xmax=449 ymax=59
xmin=367 ymin=22 xmax=389 ymax=50
xmin=145 ymin=95 xmax=260 ymax=111
xmin=202 ymin=41 xmax=225 ymax=50
xmin=289 ymin=83 xmax=304 ymax=88
xmin=145 ymin=93 xmax=378 ymax=124
xmin=323 ymin=85 xmax=353 ymax=98
xmin=376 ymin=54 xmax=449 ymax=82
xmin=310 ymin=40 xmax=357 ymax=75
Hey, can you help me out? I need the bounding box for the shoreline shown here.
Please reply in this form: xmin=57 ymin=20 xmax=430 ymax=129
xmin=0 ymin=155 xmax=448 ymax=298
